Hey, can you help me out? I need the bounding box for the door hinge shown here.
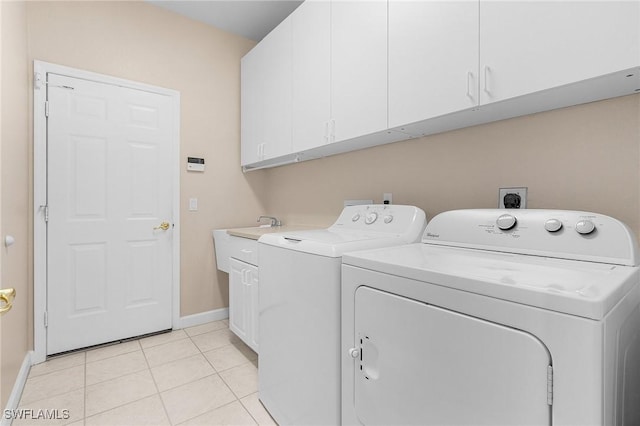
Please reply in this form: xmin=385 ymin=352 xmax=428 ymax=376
xmin=34 ymin=71 xmax=43 ymax=90
xmin=45 ymin=101 xmax=49 ymax=118
xmin=547 ymin=365 xmax=553 ymax=405
xmin=44 ymin=311 xmax=48 ymax=328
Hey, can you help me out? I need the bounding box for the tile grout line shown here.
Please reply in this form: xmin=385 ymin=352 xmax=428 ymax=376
xmin=140 ymin=339 xmax=173 ymax=426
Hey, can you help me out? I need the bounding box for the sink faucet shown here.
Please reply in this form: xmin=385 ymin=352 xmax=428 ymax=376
xmin=257 ymin=215 xmax=282 ymax=227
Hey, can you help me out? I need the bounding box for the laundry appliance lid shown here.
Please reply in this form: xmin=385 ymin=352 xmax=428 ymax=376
xmin=343 ymin=242 xmax=639 ymax=320
xmin=259 ymin=229 xmax=405 ymax=258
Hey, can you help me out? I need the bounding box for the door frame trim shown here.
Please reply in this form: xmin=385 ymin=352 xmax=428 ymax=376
xmin=32 ymin=61 xmax=181 ymax=363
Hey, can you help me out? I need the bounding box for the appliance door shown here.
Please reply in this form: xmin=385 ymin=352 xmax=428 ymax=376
xmin=351 ymin=286 xmax=552 ymax=426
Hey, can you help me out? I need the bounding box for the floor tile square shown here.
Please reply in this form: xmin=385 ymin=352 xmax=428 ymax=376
xmin=15 ymin=388 xmax=84 ymax=426
xmin=219 ymin=363 xmax=258 ymax=399
xmin=85 ymin=370 xmax=157 ymax=417
xmin=203 ymin=342 xmax=257 ymax=372
xmin=86 ymin=350 xmax=148 ymax=385
xmin=20 ymin=365 xmax=85 ymax=405
xmin=160 ymin=374 xmax=236 ymax=425
xmin=178 ymin=400 xmax=257 ymax=426
xmin=190 ymin=328 xmax=238 ymax=353
xmin=29 ymin=352 xmax=85 ymax=379
xmin=86 ymin=340 xmax=141 ymax=363
xmin=143 ymin=338 xmax=199 ymax=368
xmin=150 ymin=354 xmax=215 ymax=392
xmin=85 ymin=394 xmax=170 ymax=426
xmin=184 ymin=320 xmax=228 ymax=337
xmin=139 ymin=329 xmax=188 ymax=349
xmin=240 ymin=393 xmax=277 ymax=426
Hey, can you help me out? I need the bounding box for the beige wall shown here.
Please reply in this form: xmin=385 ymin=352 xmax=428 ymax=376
xmin=264 ymin=94 xmax=640 ymax=238
xmin=1 ymin=0 xmax=639 ymax=409
xmin=25 ymin=1 xmax=266 ymax=317
xmin=1 ymin=0 xmax=30 ymax=408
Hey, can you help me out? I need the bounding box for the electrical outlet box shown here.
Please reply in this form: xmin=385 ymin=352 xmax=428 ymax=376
xmin=499 ymin=187 xmax=527 ymax=209
xmin=383 ymin=193 xmax=393 ymax=205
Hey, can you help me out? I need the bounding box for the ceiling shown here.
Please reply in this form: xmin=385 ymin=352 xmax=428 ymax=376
xmin=147 ymin=0 xmax=304 ymax=41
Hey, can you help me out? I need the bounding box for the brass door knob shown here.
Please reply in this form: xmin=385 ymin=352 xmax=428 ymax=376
xmin=154 ymin=222 xmax=171 ymax=231
xmin=0 ymin=288 xmax=16 ymax=315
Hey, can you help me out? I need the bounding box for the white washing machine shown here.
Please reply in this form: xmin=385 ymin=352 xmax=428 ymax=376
xmin=341 ymin=209 xmax=640 ymax=426
xmin=258 ymin=204 xmax=426 ymax=425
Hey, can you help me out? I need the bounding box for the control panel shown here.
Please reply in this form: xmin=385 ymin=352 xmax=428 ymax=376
xmin=332 ymin=205 xmax=426 ymax=239
xmin=422 ymin=209 xmax=639 ymax=266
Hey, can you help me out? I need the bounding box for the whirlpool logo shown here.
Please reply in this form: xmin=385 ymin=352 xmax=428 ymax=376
xmin=426 ymin=233 xmax=440 ymax=238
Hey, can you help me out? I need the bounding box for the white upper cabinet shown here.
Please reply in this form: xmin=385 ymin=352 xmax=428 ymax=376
xmin=331 ymin=0 xmax=388 ymax=143
xmin=240 ymin=44 xmax=263 ymax=166
xmin=479 ymin=1 xmax=640 ymax=105
xmin=388 ymin=1 xmax=480 ymax=128
xmin=292 ymin=0 xmax=331 ymax=152
xmin=241 ymin=16 xmax=292 ymax=166
xmin=241 ymin=0 xmax=639 ymax=170
xmin=261 ymin=16 xmax=293 ymax=160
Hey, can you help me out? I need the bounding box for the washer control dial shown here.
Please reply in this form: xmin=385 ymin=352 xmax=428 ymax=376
xmin=365 ymin=212 xmax=378 ymax=225
xmin=496 ymin=214 xmax=517 ymax=230
xmin=383 ymin=215 xmax=393 ymax=224
xmin=351 ymin=213 xmax=360 ymax=222
xmin=575 ymin=219 xmax=596 ymax=235
xmin=544 ymin=219 xmax=563 ymax=233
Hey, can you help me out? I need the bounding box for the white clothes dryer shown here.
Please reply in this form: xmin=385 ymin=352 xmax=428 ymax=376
xmin=341 ymin=209 xmax=640 ymax=426
xmin=258 ymin=204 xmax=426 ymax=425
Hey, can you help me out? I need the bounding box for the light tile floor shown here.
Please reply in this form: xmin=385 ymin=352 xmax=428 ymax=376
xmin=14 ymin=320 xmax=276 ymax=426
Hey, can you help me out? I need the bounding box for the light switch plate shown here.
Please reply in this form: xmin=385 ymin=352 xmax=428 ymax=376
xmin=189 ymin=198 xmax=198 ymax=211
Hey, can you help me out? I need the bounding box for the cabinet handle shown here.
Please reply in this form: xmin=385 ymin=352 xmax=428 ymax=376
xmin=483 ymin=65 xmax=491 ymax=95
xmin=466 ymin=71 xmax=474 ymax=100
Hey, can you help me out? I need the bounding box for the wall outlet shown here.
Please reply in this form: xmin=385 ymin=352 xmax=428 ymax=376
xmin=498 ymin=187 xmax=527 ymax=209
xmin=383 ymin=193 xmax=393 ymax=204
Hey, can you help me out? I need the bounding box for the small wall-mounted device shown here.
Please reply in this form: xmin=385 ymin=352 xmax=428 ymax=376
xmin=187 ymin=157 xmax=205 ymax=172
xmin=499 ymin=187 xmax=527 ymax=209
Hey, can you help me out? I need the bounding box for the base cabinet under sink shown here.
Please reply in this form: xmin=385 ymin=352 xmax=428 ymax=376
xmin=229 ymin=257 xmax=259 ymax=352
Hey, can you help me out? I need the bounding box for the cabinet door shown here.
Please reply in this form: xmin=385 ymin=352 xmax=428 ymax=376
xmin=229 ymin=258 xmax=248 ymax=341
xmin=247 ymin=264 xmax=260 ymax=353
xmin=388 ymin=1 xmax=479 ymax=128
xmin=261 ymin=16 xmax=293 ymax=160
xmin=480 ymin=0 xmax=640 ymax=105
xmin=240 ymin=47 xmax=264 ymax=166
xmin=292 ymin=0 xmax=331 ymax=152
xmin=331 ymin=0 xmax=388 ymax=143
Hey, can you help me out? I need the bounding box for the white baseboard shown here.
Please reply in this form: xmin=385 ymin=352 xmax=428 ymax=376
xmin=177 ymin=308 xmax=229 ymax=329
xmin=1 ymin=351 xmax=33 ymax=426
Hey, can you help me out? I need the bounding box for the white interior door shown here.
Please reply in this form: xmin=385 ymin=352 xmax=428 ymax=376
xmin=353 ymin=286 xmax=552 ymax=426
xmin=46 ymin=73 xmax=174 ymax=355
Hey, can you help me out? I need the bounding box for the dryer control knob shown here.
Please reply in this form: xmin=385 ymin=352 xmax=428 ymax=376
xmin=575 ymin=219 xmax=596 ymax=235
xmin=496 ymin=214 xmax=517 ymax=230
xmin=348 ymin=348 xmax=360 ymax=359
xmin=544 ymin=219 xmax=563 ymax=233
xmin=383 ymin=215 xmax=393 ymax=224
xmin=352 ymin=213 xmax=360 ymax=222
xmin=365 ymin=212 xmax=378 ymax=225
